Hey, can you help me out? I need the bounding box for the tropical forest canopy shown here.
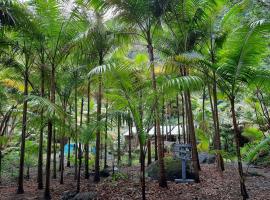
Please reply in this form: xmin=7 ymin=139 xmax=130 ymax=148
xmin=0 ymin=0 xmax=269 ymax=200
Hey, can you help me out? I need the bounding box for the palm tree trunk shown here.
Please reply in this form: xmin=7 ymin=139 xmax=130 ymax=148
xmin=85 ymin=80 xmax=90 ymax=178
xmin=67 ymin=138 xmax=71 ymax=167
xmin=147 ymin=139 xmax=151 ymax=165
xmin=185 ymin=91 xmax=200 ymax=182
xmin=161 ymin=96 xmax=165 ymax=157
xmin=44 ymin=63 xmax=56 ymax=199
xmin=230 ymin=97 xmax=249 ymax=199
xmin=209 ymin=34 xmax=224 ymax=171
xmin=181 ymin=93 xmax=186 ymax=143
xmin=128 ymin=118 xmax=132 ymax=166
xmin=53 ymin=126 xmax=57 ymax=179
xmin=185 ymin=96 xmax=190 ymax=144
xmin=77 ymin=144 xmax=82 ymax=193
xmin=74 ymin=74 xmax=78 ymax=180
xmin=202 ymin=87 xmax=206 ymax=123
xmin=67 ymin=105 xmax=72 ymax=168
xmin=169 ymin=102 xmax=172 ymax=138
xmin=38 ymin=61 xmax=45 ymax=189
xmin=212 ymin=74 xmax=224 ymax=171
xmin=147 ymin=42 xmax=167 ymax=187
xmin=0 ymin=150 xmax=2 ymax=184
xmin=60 ymin=103 xmax=66 ymax=184
xmin=77 ymin=98 xmax=84 ymax=192
xmin=104 ymin=102 xmax=108 ymax=169
xmin=94 ymin=56 xmax=102 ymax=182
xmin=154 ymin=121 xmax=158 ymax=161
xmin=141 ymin=149 xmax=146 ymax=200
xmin=17 ymin=67 xmax=28 ymax=194
xmin=176 ymin=95 xmax=181 ymax=143
xmin=60 ymin=136 xmax=64 ymax=184
xmin=117 ymin=115 xmax=121 ymax=166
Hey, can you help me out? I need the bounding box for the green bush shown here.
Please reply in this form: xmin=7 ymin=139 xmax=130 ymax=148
xmin=242 ymin=127 xmax=264 ymax=142
xmin=112 ymin=172 xmax=128 ymax=181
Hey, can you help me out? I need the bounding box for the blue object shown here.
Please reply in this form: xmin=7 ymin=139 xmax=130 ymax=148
xmin=91 ymin=146 xmax=96 ymax=154
xmin=64 ymin=143 xmax=75 ymax=154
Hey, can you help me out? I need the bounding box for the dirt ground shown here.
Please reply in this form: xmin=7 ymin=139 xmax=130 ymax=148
xmin=0 ymin=164 xmax=269 ymax=200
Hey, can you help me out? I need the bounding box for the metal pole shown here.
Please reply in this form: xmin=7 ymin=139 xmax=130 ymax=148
xmin=182 ymin=158 xmax=186 ymax=180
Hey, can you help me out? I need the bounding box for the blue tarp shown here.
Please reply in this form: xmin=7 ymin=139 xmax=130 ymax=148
xmin=64 ymin=143 xmax=96 ymax=154
xmin=64 ymin=143 xmax=75 ymax=154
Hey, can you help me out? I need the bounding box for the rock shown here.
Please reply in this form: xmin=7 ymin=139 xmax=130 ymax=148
xmin=146 ymin=157 xmax=194 ymax=181
xmin=198 ymin=153 xmax=216 ymax=164
xmin=61 ymin=191 xmax=77 ymax=200
xmin=61 ymin=191 xmax=97 ymax=200
xmin=72 ymin=192 xmax=97 ymax=200
xmin=100 ymin=169 xmax=110 ymax=177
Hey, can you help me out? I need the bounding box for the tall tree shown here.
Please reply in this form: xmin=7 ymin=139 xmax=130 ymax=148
xmin=109 ymin=0 xmax=168 ymax=187
xmin=216 ymin=20 xmax=269 ymax=199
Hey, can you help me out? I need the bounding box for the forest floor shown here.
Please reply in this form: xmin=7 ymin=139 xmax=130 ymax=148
xmin=0 ymin=163 xmax=270 ymax=200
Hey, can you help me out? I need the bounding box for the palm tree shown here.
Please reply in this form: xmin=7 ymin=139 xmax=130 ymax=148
xmin=83 ymin=4 xmax=123 ymax=181
xmin=32 ymin=1 xmax=84 ymax=197
xmin=216 ymin=20 xmax=269 ymax=199
xmin=156 ymin=0 xmax=218 ymax=181
xmin=108 ymin=0 xmax=169 ymax=187
xmin=0 ymin=0 xmax=39 ymax=193
xmin=56 ymin=67 xmax=74 ymax=184
xmin=90 ymin=50 xmax=202 ymax=199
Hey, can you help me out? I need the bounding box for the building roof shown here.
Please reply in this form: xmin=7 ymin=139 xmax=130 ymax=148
xmin=123 ymin=125 xmax=183 ymax=136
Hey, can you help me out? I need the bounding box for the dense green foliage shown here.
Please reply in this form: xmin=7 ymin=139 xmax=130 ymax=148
xmin=0 ymin=0 xmax=269 ymax=199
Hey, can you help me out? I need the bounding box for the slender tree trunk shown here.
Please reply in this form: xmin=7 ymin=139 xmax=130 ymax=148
xmin=67 ymin=138 xmax=71 ymax=167
xmin=176 ymin=95 xmax=181 ymax=143
xmin=38 ymin=61 xmax=45 ymax=189
xmin=117 ymin=115 xmax=121 ymax=166
xmin=165 ymin=106 xmax=168 ymax=141
xmin=154 ymin=121 xmax=158 ymax=161
xmin=77 ymin=144 xmax=82 ymax=193
xmin=67 ymin=105 xmax=72 ymax=168
xmin=77 ymin=98 xmax=84 ymax=192
xmin=85 ymin=80 xmax=90 ymax=179
xmin=169 ymin=102 xmax=172 ymax=138
xmin=60 ymin=136 xmax=64 ymax=184
xmin=100 ymin=139 xmax=103 ymax=160
xmin=60 ymin=103 xmax=66 ymax=184
xmin=147 ymin=42 xmax=167 ymax=187
xmin=161 ymin=96 xmax=165 ymax=157
xmin=139 ymin=91 xmax=143 ymax=166
xmin=0 ymin=150 xmax=1 ymax=184
xmin=74 ymin=74 xmax=78 ymax=180
xmin=104 ymin=102 xmax=108 ymax=169
xmin=147 ymin=139 xmax=151 ymax=165
xmin=53 ymin=126 xmax=57 ymax=179
xmin=44 ymin=63 xmax=56 ymax=199
xmin=17 ymin=67 xmax=28 ymax=194
xmin=94 ymin=54 xmax=103 ymax=182
xmin=212 ymin=74 xmax=224 ymax=171
xmin=181 ymin=93 xmax=186 ymax=143
xmin=128 ymin=118 xmax=132 ymax=166
xmin=185 ymin=95 xmax=190 ymax=144
xmin=186 ymin=91 xmax=200 ymax=182
xmin=209 ymin=34 xmax=224 ymax=171
xmin=202 ymin=87 xmax=206 ymax=124
xmin=230 ymin=97 xmax=249 ymax=199
xmin=141 ymin=150 xmax=146 ymax=200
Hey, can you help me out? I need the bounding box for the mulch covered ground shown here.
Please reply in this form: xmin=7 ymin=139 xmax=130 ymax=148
xmin=0 ymin=164 xmax=269 ymax=200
